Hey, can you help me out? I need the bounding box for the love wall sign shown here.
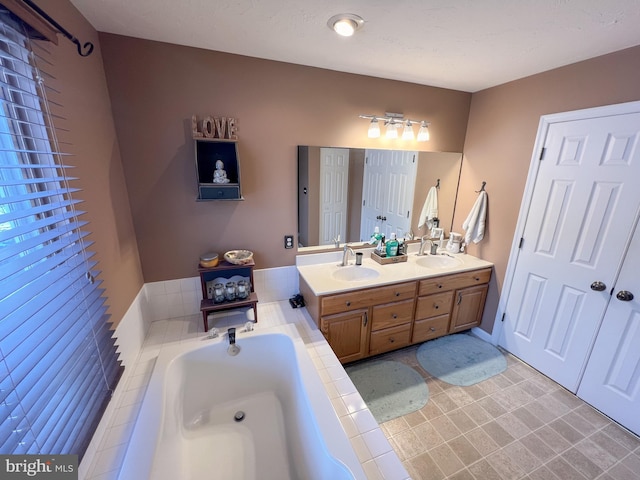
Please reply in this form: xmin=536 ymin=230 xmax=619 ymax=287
xmin=192 ymin=115 xmax=238 ymax=140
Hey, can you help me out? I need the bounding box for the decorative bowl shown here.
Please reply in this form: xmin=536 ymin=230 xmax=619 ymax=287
xmin=224 ymin=250 xmax=254 ymax=265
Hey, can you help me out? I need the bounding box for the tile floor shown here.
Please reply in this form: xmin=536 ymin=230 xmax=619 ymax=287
xmin=370 ymin=343 xmax=640 ymax=480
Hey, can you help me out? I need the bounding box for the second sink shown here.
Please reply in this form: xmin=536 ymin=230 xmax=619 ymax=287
xmin=332 ymin=266 xmax=380 ymax=282
xmin=416 ymin=255 xmax=462 ymax=269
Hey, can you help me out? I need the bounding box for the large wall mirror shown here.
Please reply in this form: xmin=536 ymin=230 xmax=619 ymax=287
xmin=298 ymin=146 xmax=463 ymax=250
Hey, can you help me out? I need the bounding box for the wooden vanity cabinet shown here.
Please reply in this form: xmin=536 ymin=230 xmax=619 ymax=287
xmin=299 ymin=266 xmax=491 ymax=363
xmin=320 ymin=309 xmax=370 ymax=364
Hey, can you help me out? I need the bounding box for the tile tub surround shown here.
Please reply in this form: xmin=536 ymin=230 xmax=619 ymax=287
xmin=81 ymin=301 xmax=409 ymax=479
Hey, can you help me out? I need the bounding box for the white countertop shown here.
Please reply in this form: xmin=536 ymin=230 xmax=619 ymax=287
xmin=297 ymin=244 xmax=493 ymax=296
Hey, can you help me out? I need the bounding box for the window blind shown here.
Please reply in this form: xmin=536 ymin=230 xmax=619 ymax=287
xmin=0 ymin=8 xmax=122 ymax=458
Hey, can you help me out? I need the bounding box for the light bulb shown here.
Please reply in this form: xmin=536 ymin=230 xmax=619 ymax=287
xmin=333 ymin=19 xmax=356 ymax=36
xmin=368 ymin=118 xmax=381 ymax=138
xmin=385 ymin=120 xmax=398 ymax=139
xmin=417 ymin=122 xmax=430 ymax=142
xmin=402 ymin=121 xmax=414 ymax=140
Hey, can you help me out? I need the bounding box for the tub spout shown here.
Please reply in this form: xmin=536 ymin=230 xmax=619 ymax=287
xmin=228 ymin=327 xmax=236 ymax=345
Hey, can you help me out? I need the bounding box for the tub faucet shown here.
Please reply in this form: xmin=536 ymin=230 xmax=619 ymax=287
xmin=340 ymin=243 xmax=355 ymax=266
xmin=419 ymin=236 xmax=433 ymax=255
xmin=227 ymin=327 xmax=240 ymax=356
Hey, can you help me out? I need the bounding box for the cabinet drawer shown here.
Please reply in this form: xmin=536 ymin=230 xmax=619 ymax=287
xmin=198 ymin=184 xmax=241 ymax=200
xmin=369 ymin=324 xmax=411 ymax=356
xmin=415 ymin=292 xmax=454 ymax=320
xmin=412 ymin=314 xmax=450 ymax=343
xmin=321 ymin=281 xmax=416 ymax=316
xmin=371 ymin=299 xmax=414 ymax=331
xmin=418 ymin=268 xmax=492 ymax=296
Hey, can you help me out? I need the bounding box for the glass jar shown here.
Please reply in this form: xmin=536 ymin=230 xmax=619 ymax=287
xmin=236 ymin=279 xmax=250 ymax=299
xmin=213 ymin=283 xmax=226 ymax=303
xmin=225 ymin=281 xmax=237 ymax=301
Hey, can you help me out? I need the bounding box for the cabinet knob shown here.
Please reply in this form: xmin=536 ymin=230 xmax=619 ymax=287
xmin=434 ymin=304 xmax=439 ymax=309
xmin=437 ymin=284 xmax=443 ymax=289
xmin=346 ymin=301 xmax=351 ymax=307
xmin=389 ymin=337 xmax=395 ymax=343
xmin=474 ymin=277 xmax=480 ymax=281
xmin=395 ymin=292 xmax=400 ymax=297
xmin=392 ymin=314 xmax=397 ymax=319
xmin=430 ymin=327 xmax=436 ymax=332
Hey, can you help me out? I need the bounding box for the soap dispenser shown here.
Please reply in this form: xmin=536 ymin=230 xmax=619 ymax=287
xmin=386 ymin=232 xmax=399 ymax=257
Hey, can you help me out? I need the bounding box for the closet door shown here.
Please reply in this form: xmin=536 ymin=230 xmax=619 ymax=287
xmin=319 ymin=148 xmax=349 ymax=245
xmin=577 ymin=220 xmax=640 ymax=436
xmin=499 ymin=108 xmax=640 ymax=392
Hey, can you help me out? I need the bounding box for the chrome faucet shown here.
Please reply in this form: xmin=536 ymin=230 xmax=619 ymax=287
xmin=419 ymin=235 xmax=433 ymax=255
xmin=340 ymin=243 xmax=355 ymax=266
xmin=227 ymin=327 xmax=240 ymax=356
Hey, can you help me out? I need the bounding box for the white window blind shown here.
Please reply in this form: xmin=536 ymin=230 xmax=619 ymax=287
xmin=0 ymin=8 xmax=122 ymax=458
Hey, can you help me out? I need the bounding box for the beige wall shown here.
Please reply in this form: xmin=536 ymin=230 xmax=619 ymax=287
xmin=459 ymin=45 xmax=640 ymax=333
xmin=98 ymin=34 xmax=472 ymax=281
xmin=31 ymin=1 xmax=143 ymax=327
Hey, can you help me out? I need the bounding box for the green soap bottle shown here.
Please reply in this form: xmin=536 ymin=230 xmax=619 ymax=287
xmin=386 ymin=232 xmax=399 ymax=257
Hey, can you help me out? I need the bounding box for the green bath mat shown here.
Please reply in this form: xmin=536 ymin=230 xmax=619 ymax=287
xmin=416 ymin=333 xmax=506 ymax=386
xmin=345 ymin=360 xmax=429 ymax=423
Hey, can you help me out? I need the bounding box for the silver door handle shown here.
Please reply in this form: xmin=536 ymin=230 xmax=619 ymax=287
xmin=590 ymin=281 xmax=606 ymax=291
xmin=616 ymin=291 xmax=634 ymax=301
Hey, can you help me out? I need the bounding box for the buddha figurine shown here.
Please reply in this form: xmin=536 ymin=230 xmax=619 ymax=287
xmin=213 ymin=159 xmax=230 ymax=183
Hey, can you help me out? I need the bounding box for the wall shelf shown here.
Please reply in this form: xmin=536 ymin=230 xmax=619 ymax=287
xmin=194 ymin=138 xmax=244 ymax=200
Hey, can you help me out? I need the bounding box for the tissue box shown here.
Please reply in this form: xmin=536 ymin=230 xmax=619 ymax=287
xmin=371 ymin=250 xmax=408 ymax=265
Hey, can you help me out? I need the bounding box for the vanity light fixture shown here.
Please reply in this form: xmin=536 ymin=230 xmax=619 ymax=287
xmin=327 ymin=14 xmax=365 ymax=37
xmin=359 ymin=113 xmax=431 ymax=142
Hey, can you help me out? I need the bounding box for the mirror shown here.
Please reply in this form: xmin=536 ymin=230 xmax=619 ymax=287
xmin=298 ymin=146 xmax=463 ymax=250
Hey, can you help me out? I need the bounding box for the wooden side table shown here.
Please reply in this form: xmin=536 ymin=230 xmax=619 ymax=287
xmin=198 ymin=259 xmax=258 ymax=332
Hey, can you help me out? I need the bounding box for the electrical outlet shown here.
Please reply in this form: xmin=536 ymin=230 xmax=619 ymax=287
xmin=284 ymin=235 xmax=294 ymax=249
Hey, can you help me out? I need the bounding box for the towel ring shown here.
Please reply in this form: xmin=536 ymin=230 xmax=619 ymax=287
xmin=475 ymin=181 xmax=486 ymax=193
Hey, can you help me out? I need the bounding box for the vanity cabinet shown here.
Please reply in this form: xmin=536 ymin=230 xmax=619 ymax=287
xmin=300 ymin=266 xmax=492 ymax=364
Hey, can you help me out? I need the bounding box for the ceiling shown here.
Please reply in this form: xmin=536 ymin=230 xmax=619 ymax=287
xmin=69 ymin=0 xmax=640 ymax=93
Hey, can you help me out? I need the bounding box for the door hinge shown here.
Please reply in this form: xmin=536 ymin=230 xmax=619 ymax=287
xmin=407 ymin=211 xmax=410 ymax=218
xmin=365 ymin=157 xmax=369 ymax=164
xmin=501 ymin=313 xmax=506 ymax=322
xmin=363 ymin=199 xmax=366 ymax=206
xmin=518 ymin=237 xmax=524 ymax=249
xmin=413 ymin=155 xmax=416 ymax=163
xmin=539 ymin=148 xmax=546 ymax=160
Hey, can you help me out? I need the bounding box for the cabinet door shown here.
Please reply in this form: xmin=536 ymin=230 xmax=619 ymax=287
xmin=320 ymin=309 xmax=369 ymax=363
xmin=449 ymin=285 xmax=488 ymax=333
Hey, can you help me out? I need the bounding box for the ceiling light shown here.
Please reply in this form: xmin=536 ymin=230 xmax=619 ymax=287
xmin=328 ymin=14 xmax=364 ymax=37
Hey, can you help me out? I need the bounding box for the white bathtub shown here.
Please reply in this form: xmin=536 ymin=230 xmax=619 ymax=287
xmin=118 ymin=324 xmax=366 ymax=479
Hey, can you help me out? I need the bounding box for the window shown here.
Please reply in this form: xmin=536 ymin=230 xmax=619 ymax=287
xmin=0 ymin=9 xmax=122 ymax=458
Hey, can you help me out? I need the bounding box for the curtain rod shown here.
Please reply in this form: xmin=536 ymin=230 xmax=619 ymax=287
xmin=22 ymin=0 xmax=94 ymax=56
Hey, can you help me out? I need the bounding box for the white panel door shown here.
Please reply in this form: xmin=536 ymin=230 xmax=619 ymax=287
xmin=383 ymin=150 xmax=417 ymax=239
xmin=319 ymin=148 xmax=349 ymax=246
xmin=360 ymin=149 xmax=388 ymax=242
xmin=577 ymin=219 xmax=640 ymax=435
xmin=360 ymin=150 xmax=416 ymax=241
xmin=500 ymin=112 xmax=640 ymax=391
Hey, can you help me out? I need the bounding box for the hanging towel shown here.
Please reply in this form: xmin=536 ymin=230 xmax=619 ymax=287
xmin=462 ymin=190 xmax=488 ymax=244
xmin=418 ymin=186 xmax=439 ymax=229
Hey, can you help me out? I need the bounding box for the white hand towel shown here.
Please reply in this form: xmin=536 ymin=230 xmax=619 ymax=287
xmin=462 ymin=190 xmax=488 ymax=244
xmin=418 ymin=186 xmax=439 ymax=229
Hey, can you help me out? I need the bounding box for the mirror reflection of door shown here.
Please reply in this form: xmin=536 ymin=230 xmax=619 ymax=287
xmin=361 ymin=150 xmax=417 ymax=241
xmin=319 ymin=148 xmax=349 ymax=245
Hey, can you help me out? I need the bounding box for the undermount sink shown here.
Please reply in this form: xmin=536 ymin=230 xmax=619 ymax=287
xmin=416 ymin=255 xmax=462 ymax=269
xmin=332 ymin=266 xmax=380 ymax=282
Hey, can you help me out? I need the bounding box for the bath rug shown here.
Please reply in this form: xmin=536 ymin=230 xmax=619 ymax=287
xmin=345 ymin=360 xmax=429 ymax=423
xmin=416 ymin=333 xmax=506 ymax=386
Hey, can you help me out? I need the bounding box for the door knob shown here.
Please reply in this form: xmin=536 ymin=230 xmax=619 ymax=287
xmin=590 ymin=281 xmax=607 ymax=291
xmin=616 ymin=290 xmax=634 ymax=301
